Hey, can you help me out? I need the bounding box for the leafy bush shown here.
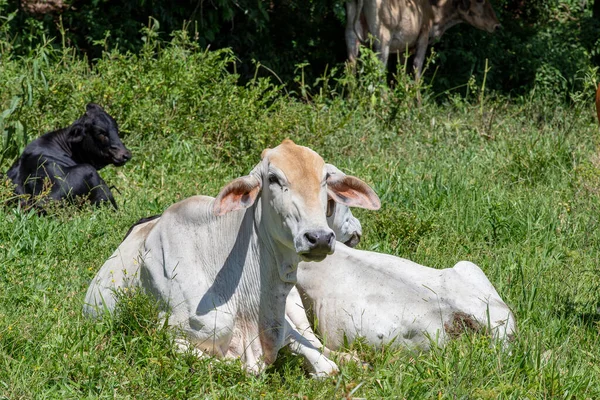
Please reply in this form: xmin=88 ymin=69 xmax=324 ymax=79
xmin=431 ymin=0 xmax=600 ymax=97
xmin=2 ymin=0 xmax=600 ymax=96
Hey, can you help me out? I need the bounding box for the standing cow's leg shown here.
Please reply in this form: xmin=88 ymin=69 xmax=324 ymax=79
xmin=345 ymin=1 xmax=360 ymax=65
xmin=374 ymin=33 xmax=391 ymax=69
xmin=412 ymin=32 xmax=430 ymax=83
xmin=412 ymin=32 xmax=430 ymax=105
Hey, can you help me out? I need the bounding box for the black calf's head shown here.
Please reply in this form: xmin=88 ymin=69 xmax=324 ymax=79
xmin=70 ymin=103 xmax=132 ymax=169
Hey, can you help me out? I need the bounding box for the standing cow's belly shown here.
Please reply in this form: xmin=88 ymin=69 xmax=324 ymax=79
xmin=386 ymin=10 xmax=424 ymax=54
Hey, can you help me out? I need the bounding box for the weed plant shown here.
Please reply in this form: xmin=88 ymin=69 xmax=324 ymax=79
xmin=1 ymin=31 xmax=600 ymax=398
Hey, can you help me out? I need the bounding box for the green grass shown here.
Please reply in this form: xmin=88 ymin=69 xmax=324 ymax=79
xmin=2 ymin=33 xmax=600 ymax=398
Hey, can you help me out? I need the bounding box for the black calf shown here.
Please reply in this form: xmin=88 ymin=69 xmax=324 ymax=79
xmin=6 ymin=103 xmax=131 ymax=209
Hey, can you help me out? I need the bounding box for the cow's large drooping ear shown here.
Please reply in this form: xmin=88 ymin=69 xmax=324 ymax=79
xmin=213 ymin=175 xmax=262 ymax=216
xmin=327 ymin=173 xmax=381 ymax=210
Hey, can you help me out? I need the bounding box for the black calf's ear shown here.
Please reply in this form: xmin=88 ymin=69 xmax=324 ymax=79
xmin=69 ymin=125 xmax=85 ymax=143
xmin=85 ymin=103 xmax=104 ymax=114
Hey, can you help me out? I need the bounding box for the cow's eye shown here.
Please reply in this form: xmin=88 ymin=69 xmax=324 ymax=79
xmin=96 ymin=131 xmax=109 ymax=142
xmin=268 ymin=174 xmax=281 ymax=186
xmin=326 ymin=199 xmax=335 ymax=217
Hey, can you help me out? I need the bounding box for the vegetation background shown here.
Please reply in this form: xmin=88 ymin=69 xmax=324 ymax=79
xmin=2 ymin=0 xmax=600 ymax=397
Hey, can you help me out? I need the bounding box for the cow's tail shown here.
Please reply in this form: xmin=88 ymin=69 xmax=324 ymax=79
xmin=353 ymin=0 xmax=365 ymax=43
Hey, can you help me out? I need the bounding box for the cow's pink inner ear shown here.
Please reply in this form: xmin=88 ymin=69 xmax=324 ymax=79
xmin=327 ymin=176 xmax=381 ymax=210
xmin=213 ymin=176 xmax=261 ymax=216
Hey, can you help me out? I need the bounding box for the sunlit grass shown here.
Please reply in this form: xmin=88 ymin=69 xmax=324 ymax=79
xmin=1 ymin=33 xmax=600 ymax=398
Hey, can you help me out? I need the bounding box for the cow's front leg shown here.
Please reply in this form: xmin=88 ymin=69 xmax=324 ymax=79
xmin=373 ymin=31 xmax=391 ymax=70
xmin=284 ymin=288 xmax=338 ymax=377
xmin=412 ymin=31 xmax=429 ymax=83
xmin=50 ymin=164 xmax=118 ymax=208
xmin=285 ymin=317 xmax=339 ymax=378
xmin=174 ymin=337 xmax=207 ymax=359
xmin=345 ymin=1 xmax=361 ymax=65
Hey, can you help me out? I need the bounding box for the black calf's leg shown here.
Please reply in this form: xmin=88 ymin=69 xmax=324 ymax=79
xmin=88 ymin=176 xmax=118 ymax=209
xmin=49 ymin=164 xmax=118 ymax=209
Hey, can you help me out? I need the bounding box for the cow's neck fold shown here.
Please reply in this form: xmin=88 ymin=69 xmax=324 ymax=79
xmin=430 ymin=0 xmax=462 ymax=39
xmin=46 ymin=128 xmax=74 ymax=158
xmin=245 ymin=198 xmax=298 ymax=364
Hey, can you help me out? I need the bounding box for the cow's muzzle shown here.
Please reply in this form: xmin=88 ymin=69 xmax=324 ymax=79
xmin=344 ymin=232 xmax=361 ymax=248
xmin=487 ymin=23 xmax=501 ymax=33
xmin=110 ymin=146 xmax=132 ymax=166
xmin=296 ymin=228 xmax=336 ymax=262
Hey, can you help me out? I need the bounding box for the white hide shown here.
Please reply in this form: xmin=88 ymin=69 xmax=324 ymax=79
xmin=83 ymin=219 xmax=157 ymax=316
xmin=288 ymin=243 xmax=516 ymax=352
xmin=84 ymin=141 xmax=381 ymax=376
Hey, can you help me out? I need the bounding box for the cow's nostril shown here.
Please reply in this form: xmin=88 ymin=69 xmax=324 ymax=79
xmin=325 ymin=231 xmax=335 ymax=246
xmin=305 ymin=232 xmax=318 ymax=245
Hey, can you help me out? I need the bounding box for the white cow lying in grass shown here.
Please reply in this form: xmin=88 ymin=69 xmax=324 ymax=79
xmin=84 ymin=139 xmax=381 ymax=375
xmin=287 ymin=203 xmax=516 ymax=355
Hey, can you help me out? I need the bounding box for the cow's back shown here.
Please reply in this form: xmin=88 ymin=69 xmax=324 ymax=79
xmin=139 ymin=196 xmax=246 ymax=335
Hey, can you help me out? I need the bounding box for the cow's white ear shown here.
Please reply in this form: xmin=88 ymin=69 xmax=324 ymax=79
xmin=327 ymin=174 xmax=381 ymax=210
xmin=213 ymin=175 xmax=262 ymax=216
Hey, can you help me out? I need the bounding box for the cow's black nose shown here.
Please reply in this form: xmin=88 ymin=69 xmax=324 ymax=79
xmin=123 ymin=150 xmax=132 ymax=161
xmin=344 ymin=232 xmax=361 ymax=248
xmin=304 ymin=230 xmax=335 ymax=250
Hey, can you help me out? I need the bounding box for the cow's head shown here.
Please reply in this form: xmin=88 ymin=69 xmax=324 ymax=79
xmin=71 ymin=103 xmax=132 ymax=169
xmin=325 ymin=164 xmax=363 ymax=248
xmin=213 ymin=139 xmax=380 ymax=267
xmin=455 ymin=0 xmax=500 ymax=33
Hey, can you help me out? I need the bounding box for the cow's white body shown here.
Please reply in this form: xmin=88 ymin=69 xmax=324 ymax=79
xmin=288 ymin=243 xmax=515 ymax=352
xmin=84 ymin=142 xmax=380 ymax=375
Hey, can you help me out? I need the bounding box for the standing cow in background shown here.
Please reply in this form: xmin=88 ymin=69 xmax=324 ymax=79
xmin=6 ymin=103 xmax=131 ymax=209
xmin=346 ymin=0 xmax=501 ymax=79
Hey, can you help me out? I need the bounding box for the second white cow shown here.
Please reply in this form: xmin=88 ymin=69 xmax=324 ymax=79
xmin=287 ymin=201 xmax=515 ymax=356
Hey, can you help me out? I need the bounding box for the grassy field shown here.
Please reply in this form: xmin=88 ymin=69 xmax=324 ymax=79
xmin=2 ymin=34 xmax=600 ymax=398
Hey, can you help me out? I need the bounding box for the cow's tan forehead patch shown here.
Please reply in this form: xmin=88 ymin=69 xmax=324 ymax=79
xmin=266 ymin=139 xmax=325 ymax=199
